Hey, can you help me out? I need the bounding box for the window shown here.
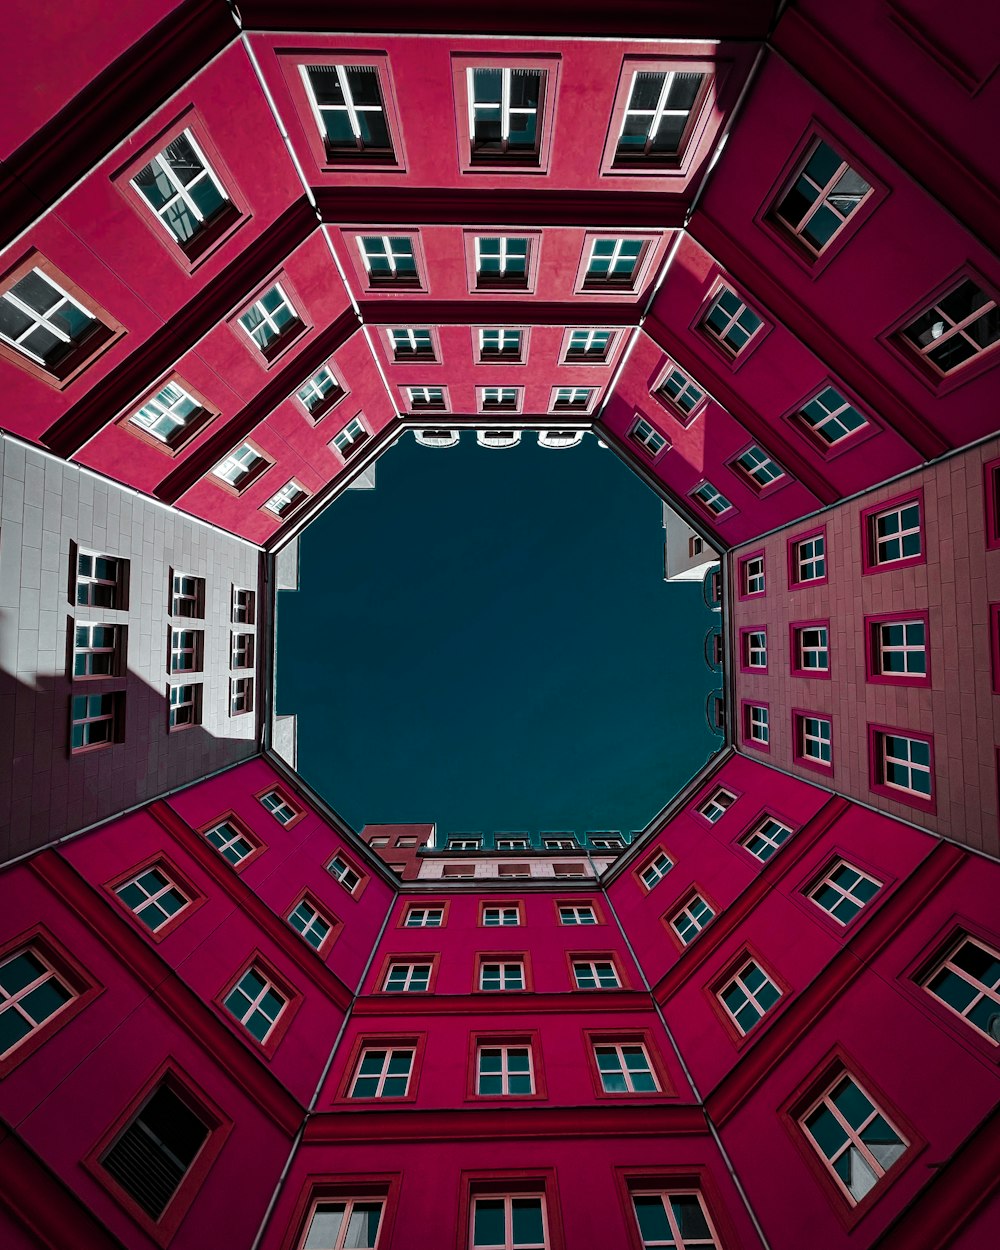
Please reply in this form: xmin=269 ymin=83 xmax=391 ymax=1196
xmin=212 ymin=442 xmax=268 ymax=490
xmin=790 ymin=532 xmax=826 ymax=585
xmin=168 ymin=683 xmax=201 ymax=729
xmin=237 ymin=283 xmax=299 ymax=355
xmin=639 ymin=852 xmax=673 ymax=890
xmin=70 ymin=692 xmax=123 ymax=752
xmin=297 ymin=365 xmax=345 ymax=417
xmin=558 ymin=904 xmax=597 ymax=925
xmin=332 ymin=415 xmax=370 ymax=458
xmin=406 ymin=386 xmax=446 ymax=411
xmin=657 ymin=365 xmax=704 ymax=418
xmin=744 ymin=703 xmax=769 ymax=746
xmin=359 ymin=235 xmax=418 ymax=285
xmin=350 ymin=1046 xmax=414 ymax=1098
xmin=299 ymin=1198 xmax=385 ymax=1249
xmin=203 ymin=819 xmax=258 ymax=867
xmin=260 ymin=789 xmax=300 ymax=825
xmin=470 ymin=1192 xmax=547 ymax=1249
xmin=467 ymin=66 xmax=545 ymax=163
xmin=899 ymin=277 xmax=999 ymax=377
xmin=697 ymin=788 xmax=735 ymax=823
xmin=742 ymin=629 xmax=767 ymax=670
xmin=543 ymin=837 xmax=577 ymax=850
xmin=223 ymin=966 xmax=287 ymax=1044
xmin=75 ymin=550 xmax=127 ymax=609
xmin=553 ymin=863 xmax=587 ymax=878
xmin=808 ymin=862 xmax=881 ymax=925
xmin=865 ymin=497 xmax=922 ymax=569
xmin=741 ymin=816 xmax=792 ymax=862
xmin=232 ymin=587 xmax=255 ymax=625
xmin=444 ymin=864 xmax=476 ymax=879
xmin=481 ymin=386 xmax=520 ymax=412
xmin=740 ymin=554 xmax=765 ymax=597
xmin=551 ymin=386 xmax=594 ymax=412
xmin=450 ymin=838 xmax=481 ymax=850
xmin=590 ymin=836 xmax=624 ymax=849
xmin=301 ymin=64 xmax=394 ymax=160
xmin=691 ymin=481 xmax=732 ymax=517
xmin=718 ymin=959 xmax=781 ymax=1034
xmin=482 ymin=906 xmax=521 ymax=927
xmin=130 ymin=379 xmax=209 ymax=446
xmin=630 ymin=1188 xmax=721 ymax=1250
xmin=404 ymin=906 xmax=444 ymax=928
xmin=796 ymin=384 xmax=868 ymax=447
xmin=383 ymin=962 xmax=431 ymax=993
xmin=772 ymin=140 xmax=872 ymax=255
xmin=329 ymin=855 xmax=362 ymax=894
xmin=0 ymin=946 xmax=74 ymax=1058
xmin=479 ymin=327 xmax=523 ymax=361
xmin=796 ymin=714 xmax=832 ymax=768
xmin=593 ymin=1041 xmax=659 ymax=1093
xmin=670 ymin=895 xmax=715 ymax=945
xmin=475 ymin=236 xmax=530 ymax=288
xmin=871 ymin=730 xmax=933 ymax=799
xmin=583 ymin=237 xmax=644 ymax=287
xmin=170 ymin=573 xmax=205 ymax=618
xmin=100 ymin=1082 xmax=211 ymax=1221
xmin=132 ymin=130 xmax=230 ymax=247
xmin=495 ymin=838 xmax=528 ymax=851
xmin=231 ymin=632 xmax=254 ymax=670
xmin=0 ymin=265 xmax=101 ymax=374
xmin=702 ymin=288 xmax=763 ymax=356
xmin=288 ymin=897 xmax=334 ymax=951
xmin=477 ymin=1043 xmax=533 ymax=1095
xmin=613 ymin=69 xmax=707 ymax=164
xmin=480 ymin=961 xmax=525 ymax=991
xmin=733 ymin=445 xmax=785 ymax=490
xmin=565 ymin=328 xmax=613 ymax=362
xmin=867 ymin=616 xmax=928 ymax=683
xmin=793 ymin=624 xmax=829 ymax=675
xmin=229 ymin=676 xmax=253 ymax=716
xmin=72 ymin=622 xmax=124 ymax=678
xmin=169 ymin=628 xmax=203 ymax=674
xmin=264 ymin=480 xmax=309 ymax=518
xmin=572 ymin=960 xmax=620 ymax=989
xmin=922 ymin=935 xmax=1000 ymax=1043
xmin=390 ymin=327 xmax=435 ymax=360
xmin=629 ymin=417 xmax=668 ymax=456
xmin=116 ymin=865 xmax=190 ymax=933
xmin=800 ymin=1073 xmax=907 ymax=1204
xmin=497 ymin=865 xmax=529 ymax=878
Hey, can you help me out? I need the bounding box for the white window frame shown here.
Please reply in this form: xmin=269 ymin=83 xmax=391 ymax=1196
xmin=698 ymin=788 xmax=734 ymax=824
xmin=584 ymin=237 xmax=644 ymax=282
xmin=476 ymin=1043 xmax=534 ymax=1096
xmin=717 ymin=959 xmax=781 ymax=1034
xmin=169 ymin=628 xmax=202 ymax=674
xmin=0 ymin=267 xmax=96 ymax=366
xmin=212 ymin=443 xmax=265 ymax=488
xmin=238 ymin=283 xmax=297 ymax=352
xmin=808 ymin=861 xmax=881 ymax=925
xmin=288 ymin=898 xmax=332 ymax=950
xmin=799 ymin=716 xmax=832 ymax=765
xmin=170 ymin=572 xmax=204 ymax=618
xmin=480 ymin=961 xmax=525 ymax=991
xmin=349 ymin=1046 xmax=414 ymax=1098
xmin=359 ymin=235 xmax=416 ymax=278
xmin=131 ymin=130 xmax=229 ymax=244
xmin=470 ymin=1192 xmax=548 ymax=1250
xmin=746 ymin=704 xmax=769 ymax=745
xmin=301 ymin=1199 xmax=385 ymax=1250
xmin=566 ymin=328 xmax=612 ymax=359
xmin=76 ymin=551 xmax=123 ymax=609
xmin=670 ymin=895 xmax=715 ymax=945
xmin=801 ymin=1074 xmax=908 ymax=1204
xmin=658 ymin=365 xmax=704 ymax=415
xmin=640 ymin=852 xmax=673 ymax=890
xmin=558 ymin=905 xmax=597 ymax=925
xmin=328 ymin=855 xmax=361 ymax=894
xmin=130 ymin=380 xmax=204 ymax=443
xmin=702 ymin=287 xmax=763 ymax=355
xmin=616 ymin=69 xmax=707 ymax=159
xmin=871 ymin=502 xmax=922 ymax=566
xmin=736 ymin=445 xmax=785 ymax=488
xmin=873 ymin=619 xmax=927 ymax=678
xmin=468 ymin=66 xmax=544 ymax=157
xmin=630 ymin=417 xmax=667 ymax=456
xmin=301 ymin=63 xmax=391 ymax=156
xmin=629 ymin=1189 xmax=721 ymax=1250
xmin=692 ymin=481 xmax=733 ymax=517
xmin=743 ymin=556 xmax=765 ymax=596
xmin=383 ymin=962 xmax=431 ymax=992
xmin=390 ymin=327 xmax=434 ymax=358
xmin=744 ymin=630 xmax=767 ymax=669
xmin=551 ymin=386 xmax=594 ymax=411
xmin=798 ymin=385 xmax=868 ymax=445
xmin=482 ymin=906 xmax=521 ymax=927
xmin=297 ymin=364 xmax=343 ymax=415
xmin=742 ymin=816 xmax=792 ymax=862
xmin=0 ymin=947 xmax=73 ymax=1056
xmin=204 ymin=820 xmax=255 ymax=865
xmin=168 ymin=683 xmax=200 ymax=728
xmin=923 ymin=935 xmax=1000 ymax=1042
xmin=572 ymin=960 xmax=620 ymax=989
xmin=72 ymin=622 xmax=122 ymax=678
xmin=877 ymin=732 xmax=932 ymax=797
xmin=223 ymin=966 xmax=287 ymax=1043
xmin=264 ymin=480 xmax=308 ymax=518
xmin=594 ymin=1041 xmax=659 ymax=1093
xmin=475 ymin=236 xmax=529 ymax=279
xmin=115 ymin=865 xmax=190 ymax=932
xmin=331 ymin=416 xmax=369 ymax=457
xmin=796 ymin=626 xmax=829 ymax=673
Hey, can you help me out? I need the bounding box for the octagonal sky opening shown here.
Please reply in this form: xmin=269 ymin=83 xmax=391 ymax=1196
xmin=275 ymin=427 xmax=722 ymax=837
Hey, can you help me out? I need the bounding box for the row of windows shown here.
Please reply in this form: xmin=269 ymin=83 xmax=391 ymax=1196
xmin=74 ymin=556 xmax=254 ymax=622
xmin=387 ymin=326 xmax=619 ymax=366
xmin=737 ymin=615 xmax=928 ymax=683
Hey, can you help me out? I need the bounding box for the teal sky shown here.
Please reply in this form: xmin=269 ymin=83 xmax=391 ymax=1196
xmin=276 ymin=432 xmax=721 ymax=837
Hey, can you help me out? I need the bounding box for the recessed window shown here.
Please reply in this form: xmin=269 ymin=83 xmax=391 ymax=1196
xmin=444 ymin=863 xmax=476 ymax=879
xmin=331 ymin=415 xmax=370 ymax=459
xmin=480 ymin=961 xmax=525 ymax=991
xmin=481 ymin=386 xmax=520 ymax=412
xmin=590 ymin=836 xmax=624 ymax=849
xmin=583 ymin=237 xmax=644 ymax=288
xmin=297 ymin=365 xmax=345 ymax=418
xmin=691 ymin=481 xmax=732 ymax=517
xmin=740 ymin=554 xmax=765 ymax=597
xmin=593 ymin=1041 xmax=659 ymax=1092
xmin=449 ymin=838 xmax=481 ymax=850
xmin=670 ymin=895 xmax=715 ymax=945
xmin=564 ymin=328 xmax=613 ymax=362
xmin=482 ymin=906 xmax=521 ymax=927
xmin=639 ymin=852 xmax=673 ymax=890
xmin=630 ymin=1188 xmax=721 ymax=1250
xmin=629 ymin=417 xmax=668 ymax=457
xmin=872 ymin=730 xmax=933 ymax=799
xmin=865 ymin=497 xmax=922 ymax=569
xmin=264 ymin=480 xmax=309 ymax=519
xmin=132 ymin=130 xmax=230 ymax=247
xmin=467 ymin=66 xmax=545 ymax=163
xmin=299 ymin=1198 xmax=385 ymax=1249
xmin=795 ymin=714 xmax=832 ymax=767
xmin=772 ymin=139 xmax=872 ymax=255
xmin=212 ymin=442 xmax=268 ymax=491
xmin=407 ymin=386 xmax=447 ymax=412
xmin=223 ymin=966 xmax=287 ymax=1044
xmin=657 ymin=364 xmax=704 ymax=418
xmin=0 ymin=265 xmax=102 ymax=375
xmin=404 ymin=906 xmax=444 ymax=928
xmin=169 ymin=628 xmax=203 ymax=675
xmin=744 ymin=703 xmax=769 ymax=746
xmin=390 ymin=328 xmax=435 ymax=360
xmin=572 ymin=960 xmax=621 ymax=989
xmin=470 ymin=1191 xmax=548 ymax=1249
xmin=558 ymin=904 xmax=597 ymax=925
xmin=479 ymin=327 xmax=523 ymax=361
xmin=613 ymin=69 xmax=707 ymax=165
xmin=867 ymin=616 xmax=928 ymax=683
xmin=702 ymin=287 xmax=763 ymax=356
xmin=70 ymin=692 xmax=124 ymax=752
xmin=168 ymin=684 xmax=201 ymax=729
xmin=733 ymin=445 xmax=785 ymax=491
xmin=792 ymin=624 xmax=829 ymax=675
xmin=301 ymin=64 xmax=394 ymax=161
xmin=129 ymin=379 xmax=209 ymax=446
xmin=718 ymin=959 xmax=781 ymax=1034
xmin=477 ymin=1043 xmax=534 ymax=1095
xmin=543 ymin=837 xmax=577 ymax=849
xmin=287 ymin=897 xmax=334 ymax=951
xmin=789 ymin=532 xmax=826 ymax=585
xmin=800 ymin=1073 xmax=907 ymax=1204
xmin=229 ymin=676 xmax=253 ymax=716
xmin=231 ymin=632 xmax=254 ymax=669
xmin=899 ymin=277 xmax=999 ymax=377
xmin=75 ymin=550 xmax=127 ymax=609
xmin=383 ymin=962 xmax=431 ymax=992
xmin=697 ymin=787 xmax=735 ymax=823
xmin=475 ymin=236 xmax=530 ymax=288
xmin=796 ymin=384 xmax=868 ymax=447
xmin=922 ymin=934 xmax=1000 ymax=1043
xmin=260 ymin=789 xmax=300 ymax=825
xmin=359 ymin=235 xmax=418 ymax=285
xmin=232 ymin=587 xmax=255 ymax=625
xmin=170 ymin=573 xmax=205 ymax=618
xmin=72 ymin=622 xmax=125 ymax=678
xmin=551 ymin=386 xmax=595 ymax=412
xmin=742 ymin=629 xmax=767 ymax=670
xmin=203 ymin=819 xmax=258 ymax=867
xmin=0 ymin=946 xmax=75 ymax=1058
xmin=741 ymin=816 xmax=792 ymax=862
xmin=808 ymin=862 xmax=881 ymax=925
xmin=350 ymin=1045 xmax=414 ymax=1098
xmin=115 ymin=864 xmax=191 ymax=933
xmin=328 ymin=855 xmax=362 ymax=894
xmin=237 ymin=283 xmax=299 ymax=355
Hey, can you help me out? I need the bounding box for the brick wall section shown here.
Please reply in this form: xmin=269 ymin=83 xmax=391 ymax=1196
xmin=731 ymin=437 xmax=1000 ymax=857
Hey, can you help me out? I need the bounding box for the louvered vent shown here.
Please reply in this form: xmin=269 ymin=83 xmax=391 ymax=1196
xmin=102 ymin=1085 xmax=208 ymax=1219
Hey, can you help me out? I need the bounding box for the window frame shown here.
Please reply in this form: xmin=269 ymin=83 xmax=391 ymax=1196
xmin=619 ymin=1172 xmax=727 ymax=1250
xmin=70 ymin=619 xmax=126 ymax=681
xmin=387 ymin=325 xmax=438 ymax=363
xmin=73 ymin=545 xmax=129 ymax=611
xmin=586 ymin=1031 xmax=667 ymax=1099
xmin=477 ymin=385 xmax=523 ymax=414
xmin=806 ymin=859 xmax=883 ymax=929
xmin=354 ymin=232 xmax=425 ymax=292
xmin=737 ymin=551 xmax=765 ymax=600
xmin=216 ymin=953 xmax=300 ymax=1057
xmin=786 ymin=380 xmax=875 ymax=459
xmin=575 ymin=232 xmax=658 ymax=295
xmin=231 ymin=274 xmax=306 ymax=365
xmin=861 ymin=490 xmax=925 ymax=575
xmin=167 ymin=681 xmax=202 ymax=732
xmin=69 ymin=690 xmax=125 ymax=754
xmin=667 ymin=891 xmax=716 ymax=948
xmin=695 ymin=786 xmax=737 ymax=825
xmin=198 ymin=813 xmax=265 ymax=873
xmin=262 ymin=479 xmax=311 ymax=521
xmin=256 ymin=786 xmax=305 ymax=829
xmin=399 ymin=902 xmax=448 ymax=929
xmin=739 ymin=626 xmax=768 ymax=674
xmin=560 ymin=326 xmax=620 ymax=365
xmin=476 ymin=954 xmax=530 ymax=994
xmin=341 ymin=1035 xmax=422 ymax=1103
xmin=167 ymin=625 xmax=205 ymax=676
xmin=711 ymin=951 xmax=786 ymax=1043
xmin=288 ymin=1178 xmax=399 ymax=1250
xmin=404 ymin=385 xmax=449 ymax=414
xmin=169 ymin=570 xmax=205 ymax=619
xmin=864 ymin=611 xmax=931 ymax=687
xmin=635 ymin=849 xmax=674 ymax=893
xmin=741 ymin=700 xmax=770 ymax=752
xmin=229 ymin=675 xmax=254 ymax=717
xmin=868 ymin=724 xmax=935 ymax=811
xmin=379 ymin=956 xmax=437 ymax=994
xmin=984 ymin=456 xmax=1000 ymax=550
xmin=548 ymin=385 xmax=599 ymax=415
xmin=232 ymin=586 xmax=256 ymax=625
xmin=740 ymin=813 xmax=794 ymax=863
xmin=787 ymin=526 xmax=828 ymax=589
xmin=628 ymin=415 xmax=670 ymax=458
xmin=569 ymin=954 xmax=624 ymax=991
xmin=729 ymin=443 xmax=789 ymax=496
xmin=792 ymin=710 xmax=834 ymax=774
xmin=330 ymin=413 xmax=372 ymax=461
xmin=689 ymin=479 xmax=735 ymax=520
xmin=916 ymin=929 xmax=1000 ymax=1050
xmin=461 ymin=1173 xmax=559 ymax=1250
xmin=790 ymin=620 xmax=831 ymax=679
xmin=653 ymin=359 xmax=708 ymax=424
xmin=479 ymin=901 xmax=525 ymax=928
xmin=601 ymin=57 xmax=716 ymax=177
xmin=556 ymin=900 xmax=602 ymax=926
xmin=286 ymin=889 xmax=340 ymax=956
xmin=452 ymin=54 xmax=560 ymax=174
xmin=209 ymin=438 xmax=273 ymax=496
xmin=471 ymin=1032 xmax=544 ymax=1100
xmin=328 ymin=850 xmax=368 ymax=899
xmin=467 ymin=232 xmax=539 ymax=294
xmin=295 ymin=361 xmax=348 ymax=422
xmin=295 ymin=55 xmax=405 ymax=171
xmin=121 ymin=373 xmax=217 ymax=454
xmin=694 ymin=278 xmax=769 ymax=370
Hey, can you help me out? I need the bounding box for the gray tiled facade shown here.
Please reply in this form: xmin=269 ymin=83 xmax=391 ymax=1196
xmin=0 ymin=436 xmax=261 ymax=861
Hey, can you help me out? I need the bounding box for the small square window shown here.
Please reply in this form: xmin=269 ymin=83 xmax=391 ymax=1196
xmin=72 ymin=622 xmax=125 ymax=679
xmin=114 ymin=862 xmax=194 ymax=935
xmin=550 ymin=386 xmax=595 ymax=413
xmin=169 ymin=628 xmax=204 ymax=675
xmin=237 ymin=283 xmax=301 ymax=357
xmin=170 ymin=572 xmax=205 ymax=618
xmin=866 ymin=614 xmax=929 ymax=685
xmin=593 ymin=1040 xmax=659 ymax=1093
xmin=168 ymin=683 xmax=202 ymax=730
xmin=670 ymin=894 xmax=715 ymax=945
xmin=741 ymin=628 xmax=767 ymax=671
xmin=563 ymin=328 xmax=613 ymax=362
xmin=741 ymin=815 xmax=792 ymax=862
xmin=288 ymin=896 xmax=336 ymax=952
xmin=572 ymin=959 xmax=621 ymax=989
xmin=558 ymin=904 xmax=597 ymax=925
xmin=229 ymin=676 xmax=253 ymax=716
xmin=331 ymin=415 xmax=370 ymax=459
xmin=771 ymin=139 xmax=873 ymax=256
xmin=870 ymin=728 xmax=933 ymax=803
xmin=482 ymin=906 xmax=521 ymax=927
xmin=717 ymin=958 xmax=781 ymax=1034
xmin=301 ymin=64 xmax=396 ymax=162
xmin=70 ymin=692 xmax=124 ymax=752
xmin=403 ymin=906 xmax=444 ymax=928
xmin=863 ymin=496 xmax=923 ymax=571
xmin=349 ymin=1045 xmax=414 ymax=1098
xmin=610 ymin=67 xmax=709 ymax=167
xmin=202 ymin=818 xmax=260 ymax=868
xmin=328 ymin=855 xmax=363 ymax=894
xmin=732 ymin=445 xmax=786 ymax=492
xmin=795 ymin=384 xmax=869 ymax=449
xmin=259 ymin=789 xmax=300 ymax=825
xmin=475 ymin=236 xmax=530 ymax=288
xmin=639 ymin=852 xmax=673 ymax=891
xmin=792 ymin=624 xmax=830 ymax=676
xmin=264 ymin=480 xmax=309 ymax=519
xmin=0 ymin=261 xmax=116 ymax=383
xmin=921 ymin=934 xmax=1000 ymax=1044
xmin=691 ymin=481 xmax=733 ymax=518
xmin=701 ymin=287 xmax=763 ymax=357
xmin=383 ymin=962 xmax=432 ymax=993
xmin=479 ymin=960 xmax=525 ymax=991
xmin=297 ymin=364 xmax=345 ymax=419
xmin=132 ymin=130 xmax=232 ymax=250
xmin=808 ymin=861 xmax=881 ymax=925
xmin=795 ymin=713 xmax=833 ymax=769
xmin=0 ymin=944 xmax=76 ymax=1060
xmin=739 ymin=553 xmax=765 ymax=598
xmin=75 ymin=549 xmax=128 ymax=610
xmin=898 ymin=277 xmax=999 ymax=378
xmin=476 ymin=1042 xmax=534 ymax=1096
xmin=231 ymin=632 xmax=254 ymax=670
xmin=696 ymin=787 xmax=735 ymax=824
xmin=629 ymin=1187 xmax=722 ymax=1250
xmin=211 ymin=442 xmax=270 ymax=492
xmin=582 ymin=237 xmax=645 ymax=288
xmin=788 ymin=530 xmax=827 ymax=586
xmin=406 ymin=386 xmax=447 ymax=412
xmin=479 ymin=327 xmax=523 ymax=362
xmin=629 ymin=416 xmax=668 ymax=457
xmin=480 ymin=386 xmax=520 ymax=412
xmin=656 ymin=364 xmax=705 ymax=420
xmin=359 ymin=235 xmax=419 ymax=286
xmin=129 ymin=378 xmax=212 ymax=448
xmin=390 ymin=327 xmax=435 ymax=361
xmin=744 ymin=702 xmax=769 ymax=748
xmin=223 ymin=965 xmax=287 ymax=1045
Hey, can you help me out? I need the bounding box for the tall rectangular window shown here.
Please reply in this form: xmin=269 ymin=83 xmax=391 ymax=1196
xmin=169 ymin=628 xmax=203 ymax=674
xmin=231 ymin=632 xmax=254 ymax=669
xmin=866 ymin=499 xmax=922 ymax=568
xmin=790 ymin=533 xmax=826 ymax=585
xmin=302 ymin=64 xmax=393 ymax=159
xmin=922 ymin=935 xmax=1000 ymax=1042
xmin=72 ymin=623 xmax=124 ymax=678
xmin=702 ymin=288 xmax=762 ymax=356
xmin=76 ymin=551 xmax=126 ymax=609
xmin=232 ymin=587 xmax=255 ymax=625
xmin=742 ymin=629 xmax=767 ymax=670
xmin=718 ymin=960 xmax=781 ymax=1033
xmin=614 ymin=70 xmax=706 ymax=162
xmin=359 ymin=236 xmax=417 ymax=284
xmin=168 ymin=684 xmax=201 ymax=729
xmin=132 ymin=131 xmax=230 ymax=246
xmin=741 ymin=555 xmax=765 ymax=596
xmin=796 ymin=714 xmax=832 ymax=767
xmin=772 ymin=140 xmax=872 ymax=255
xmin=745 ymin=703 xmax=769 ymax=746
xmin=229 ymin=676 xmax=253 ymax=716
xmin=349 ymin=1046 xmax=414 ymax=1098
xmin=477 ymin=1043 xmax=533 ymax=1095
xmin=899 ymin=278 xmax=999 ymax=376
xmin=287 ymin=898 xmax=333 ymax=951
xmin=238 ymin=284 xmax=299 ymax=354
xmin=800 ymin=1073 xmax=907 ymax=1204
xmin=872 ymin=731 xmax=932 ymax=799
xmin=793 ymin=625 xmax=829 ymax=675
xmin=70 ymin=692 xmax=123 ymax=751
xmin=468 ymin=67 xmax=544 ymax=162
xmin=170 ymin=573 xmax=205 ymax=618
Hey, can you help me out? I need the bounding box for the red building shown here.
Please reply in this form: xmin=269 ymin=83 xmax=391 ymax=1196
xmin=0 ymin=2 xmax=998 ymax=1249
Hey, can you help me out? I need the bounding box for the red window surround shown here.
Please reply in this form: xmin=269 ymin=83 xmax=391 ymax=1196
xmin=741 ymin=700 xmax=770 ymax=753
xmin=599 ymin=57 xmax=718 ymax=178
xmin=786 ymin=525 xmax=828 ymax=590
xmin=789 ymin=619 xmax=832 ymax=680
xmin=737 ymin=550 xmax=766 ymax=601
xmin=104 ymin=853 xmax=206 ymax=944
xmin=864 ymin=610 xmax=932 ymax=687
xmin=213 ymin=951 xmax=302 ymax=1059
xmin=792 ymin=709 xmax=834 ymax=775
xmin=984 ymin=456 xmax=1000 ymax=550
xmin=867 ymin=723 xmax=937 ymax=814
xmin=860 ymin=489 xmax=926 ymax=576
xmin=738 ymin=626 xmax=767 ymax=674
xmin=451 ymin=54 xmax=561 ymax=175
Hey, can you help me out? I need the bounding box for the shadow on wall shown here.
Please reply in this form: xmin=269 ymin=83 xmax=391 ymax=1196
xmin=0 ymin=634 xmax=257 ymax=865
